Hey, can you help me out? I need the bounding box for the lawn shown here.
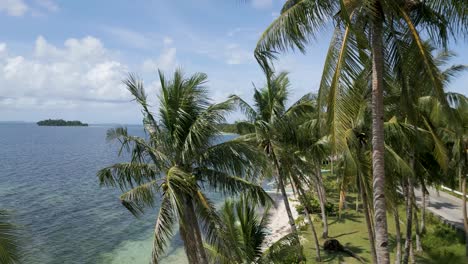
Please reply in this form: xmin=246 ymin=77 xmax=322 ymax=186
xmin=298 ymin=201 xmax=466 ymax=263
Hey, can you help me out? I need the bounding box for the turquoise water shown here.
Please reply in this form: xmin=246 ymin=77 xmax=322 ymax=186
xmin=0 ymin=123 xmax=229 ymax=264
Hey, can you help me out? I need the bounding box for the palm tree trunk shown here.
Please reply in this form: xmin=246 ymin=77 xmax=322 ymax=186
xmin=297 ymin=185 xmax=321 ymax=262
xmin=370 ymin=4 xmax=390 ymax=263
xmin=290 ymin=176 xmax=298 ymax=199
xmin=459 ymin=166 xmax=463 ymax=192
xmin=356 ymin=192 xmax=360 ymax=212
xmin=359 ymin=173 xmax=378 ymax=264
xmin=394 ymin=209 xmax=402 ymax=264
xmin=462 ymin=174 xmax=468 ymax=261
xmin=419 ymin=178 xmax=427 ymax=234
xmin=413 ymin=206 xmax=422 ymax=252
xmin=403 ymin=178 xmax=414 ymax=264
xmin=315 ymin=166 xmax=329 ymax=238
xmin=179 ymin=197 xmax=208 ymax=264
xmin=420 ymin=189 xmax=426 ymax=234
xmin=272 ymin=153 xmax=298 ymax=235
xmin=339 ymin=184 xmax=346 ymax=220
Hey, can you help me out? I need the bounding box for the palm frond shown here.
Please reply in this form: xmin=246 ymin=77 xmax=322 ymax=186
xmin=151 ymin=193 xmax=178 ymax=263
xmin=0 ymin=210 xmax=21 ymax=264
xmin=119 ymin=180 xmax=160 ymax=217
xmin=97 ymin=163 xmax=160 ymax=190
xmin=195 ymin=168 xmax=272 ymax=206
xmin=256 ymin=0 xmax=337 ymax=54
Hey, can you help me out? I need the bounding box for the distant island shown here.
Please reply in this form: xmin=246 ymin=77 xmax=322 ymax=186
xmin=37 ymin=119 xmax=88 ymax=126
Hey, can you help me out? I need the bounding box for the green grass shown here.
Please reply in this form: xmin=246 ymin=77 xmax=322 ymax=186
xmin=298 ymin=200 xmax=466 ymax=263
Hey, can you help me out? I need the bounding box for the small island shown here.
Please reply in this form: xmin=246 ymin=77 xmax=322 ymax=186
xmin=37 ymin=119 xmax=88 ymax=126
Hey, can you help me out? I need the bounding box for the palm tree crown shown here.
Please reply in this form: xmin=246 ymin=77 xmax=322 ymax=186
xmin=98 ymin=69 xmax=270 ymax=264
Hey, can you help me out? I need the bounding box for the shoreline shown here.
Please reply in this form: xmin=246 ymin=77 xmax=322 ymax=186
xmin=263 ymin=191 xmax=299 ymax=248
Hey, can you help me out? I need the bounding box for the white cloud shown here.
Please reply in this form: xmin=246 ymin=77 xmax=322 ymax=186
xmin=0 ymin=0 xmax=28 ymax=16
xmin=0 ymin=43 xmax=7 ymax=55
xmin=35 ymin=0 xmax=58 ymax=12
xmin=0 ymin=36 xmax=131 ymax=111
xmin=252 ymin=0 xmax=272 ymax=9
xmin=142 ymin=47 xmax=177 ymax=72
xmin=224 ymin=44 xmax=253 ymax=65
xmin=142 ymin=37 xmax=177 ymax=72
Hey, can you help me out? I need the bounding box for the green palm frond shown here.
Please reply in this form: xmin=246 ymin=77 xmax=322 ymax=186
xmin=256 ymin=0 xmax=337 ymax=53
xmin=200 ymin=138 xmax=267 ymax=178
xmin=124 ymin=74 xmax=160 ymax=135
xmin=151 ymin=194 xmax=178 ymax=263
xmin=0 ymin=211 xmax=21 ymax=264
xmin=192 ymin=191 xmax=223 ymax=249
xmin=229 ymin=95 xmax=257 ymax=122
xmin=196 ymin=168 xmax=272 ymax=206
xmin=119 ymin=180 xmax=160 ymax=216
xmin=97 ymin=163 xmax=160 ymax=190
xmin=259 ymin=232 xmax=303 ymax=264
xmin=182 ymin=99 xmax=234 ymax=162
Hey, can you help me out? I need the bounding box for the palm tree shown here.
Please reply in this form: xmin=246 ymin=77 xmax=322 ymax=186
xmin=230 ymin=70 xmax=302 ymax=237
xmin=421 ymin=91 xmax=468 ymax=259
xmin=0 ymin=210 xmax=21 ymax=264
xmin=205 ymin=195 xmax=270 ymax=263
xmin=255 ymin=1 xmax=466 ymax=262
xmin=231 ymin=70 xmax=329 ymax=260
xmin=98 ymin=69 xmax=271 ymax=264
xmin=206 ymin=195 xmax=304 ymax=263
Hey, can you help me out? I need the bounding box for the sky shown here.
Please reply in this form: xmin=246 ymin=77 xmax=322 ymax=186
xmin=0 ymin=0 xmax=466 ymax=124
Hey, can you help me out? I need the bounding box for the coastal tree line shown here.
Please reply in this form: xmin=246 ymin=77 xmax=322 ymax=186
xmin=101 ymin=0 xmax=468 ymax=263
xmin=1 ymin=0 xmax=467 ymax=264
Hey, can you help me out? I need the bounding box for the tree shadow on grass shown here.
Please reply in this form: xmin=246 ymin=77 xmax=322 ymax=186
xmin=330 ymin=230 xmax=358 ymax=239
xmin=331 ymin=213 xmax=362 ymax=225
xmin=320 ymin=242 xmax=367 ymax=263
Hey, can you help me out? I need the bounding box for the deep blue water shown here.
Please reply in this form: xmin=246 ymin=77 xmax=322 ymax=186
xmin=0 ymin=123 xmax=230 ymax=264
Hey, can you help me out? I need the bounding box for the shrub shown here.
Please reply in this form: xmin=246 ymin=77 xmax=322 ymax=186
xmin=422 ymin=223 xmax=463 ymax=249
xmin=295 ymin=193 xmax=337 ymax=216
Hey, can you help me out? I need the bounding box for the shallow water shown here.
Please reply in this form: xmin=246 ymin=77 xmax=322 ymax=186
xmin=0 ymin=123 xmax=230 ymax=264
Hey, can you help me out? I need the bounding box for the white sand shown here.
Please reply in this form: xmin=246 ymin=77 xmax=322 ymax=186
xmin=263 ymin=191 xmax=299 ymax=248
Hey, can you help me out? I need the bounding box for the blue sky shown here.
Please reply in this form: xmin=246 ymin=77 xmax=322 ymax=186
xmin=0 ymin=0 xmax=466 ymax=124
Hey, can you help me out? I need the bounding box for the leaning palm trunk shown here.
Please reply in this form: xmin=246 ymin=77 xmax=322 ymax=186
xmin=462 ymin=175 xmax=468 ymax=260
xmin=315 ymin=166 xmax=329 ymax=238
xmin=411 ymin=186 xmax=423 ymax=252
xmin=403 ymin=177 xmax=414 ymax=264
xmin=177 ymin=197 xmax=208 ymax=264
xmin=296 ymin=185 xmax=321 ymax=262
xmin=370 ymin=5 xmax=390 ymax=263
xmin=359 ymin=173 xmax=378 ymax=264
xmin=339 ymin=185 xmax=346 ymax=219
xmin=394 ymin=209 xmax=402 ymax=264
xmin=272 ymin=154 xmax=298 ymax=235
xmin=420 ymin=189 xmax=426 ymax=233
xmin=413 ymin=205 xmax=423 ymax=252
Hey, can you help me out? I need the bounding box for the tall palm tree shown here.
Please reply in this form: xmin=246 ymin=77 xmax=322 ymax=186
xmin=230 ymin=69 xmax=328 ymax=259
xmin=98 ymin=69 xmax=271 ymax=264
xmin=255 ymin=1 xmax=466 ymax=262
xmin=0 ymin=210 xmax=21 ymax=264
xmin=230 ymin=70 xmax=301 ymax=237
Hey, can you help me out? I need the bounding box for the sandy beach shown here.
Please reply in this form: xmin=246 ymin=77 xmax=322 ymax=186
xmin=263 ymin=191 xmax=300 ymax=248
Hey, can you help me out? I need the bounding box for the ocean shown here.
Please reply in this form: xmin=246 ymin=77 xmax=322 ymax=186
xmin=0 ymin=123 xmax=232 ymax=264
